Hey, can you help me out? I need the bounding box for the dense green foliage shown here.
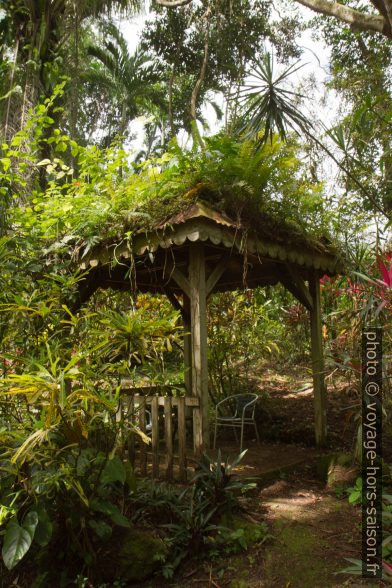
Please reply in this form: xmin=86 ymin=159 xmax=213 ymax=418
xmin=0 ymin=1 xmax=391 ymax=585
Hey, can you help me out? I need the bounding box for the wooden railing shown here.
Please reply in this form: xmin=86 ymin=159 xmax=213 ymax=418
xmin=120 ymin=391 xmax=200 ymax=482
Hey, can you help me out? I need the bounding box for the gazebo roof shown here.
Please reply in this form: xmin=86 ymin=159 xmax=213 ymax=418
xmin=78 ymin=197 xmax=343 ymax=303
xmin=76 ymin=189 xmax=334 ymax=449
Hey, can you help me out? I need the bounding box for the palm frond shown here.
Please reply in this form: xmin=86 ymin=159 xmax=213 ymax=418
xmin=86 ymin=44 xmax=119 ymax=77
xmin=80 ymin=0 xmax=142 ymax=19
xmin=237 ymin=53 xmax=312 ymax=147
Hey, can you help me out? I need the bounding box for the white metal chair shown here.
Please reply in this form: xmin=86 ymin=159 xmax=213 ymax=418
xmin=213 ymin=393 xmax=260 ymax=452
xmin=145 ymin=409 xmax=152 ymax=436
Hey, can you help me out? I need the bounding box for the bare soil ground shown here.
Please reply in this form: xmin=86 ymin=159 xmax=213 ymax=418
xmin=142 ymin=465 xmax=384 ymax=588
xmin=138 ymin=366 xmax=389 ymax=588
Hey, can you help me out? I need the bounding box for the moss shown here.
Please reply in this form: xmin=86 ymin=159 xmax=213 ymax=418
xmin=100 ymin=527 xmax=168 ymax=583
xmin=263 ymin=520 xmax=329 ymax=587
xmin=219 ymin=514 xmax=269 ymax=553
xmin=229 ymin=580 xmax=251 ymax=588
xmin=59 ymin=135 xmax=341 ymax=262
xmin=278 ymin=520 xmax=319 ymax=554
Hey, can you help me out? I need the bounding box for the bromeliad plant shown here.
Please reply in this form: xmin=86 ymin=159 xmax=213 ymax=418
xmin=161 ymin=450 xmax=257 ymax=578
xmin=96 ymin=305 xmax=182 ymax=380
xmin=125 ymin=450 xmax=259 ymax=580
xmin=192 ymin=450 xmax=257 ymax=515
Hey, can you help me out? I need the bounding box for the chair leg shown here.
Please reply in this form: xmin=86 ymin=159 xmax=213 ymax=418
xmin=240 ymin=421 xmax=244 ymax=453
xmin=213 ymin=421 xmax=218 ymax=449
xmin=232 ymin=425 xmax=238 ymax=442
xmin=254 ymin=422 xmax=260 ymax=445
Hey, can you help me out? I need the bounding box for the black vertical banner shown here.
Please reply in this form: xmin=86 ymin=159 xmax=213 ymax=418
xmin=362 ymin=328 xmax=383 ymax=578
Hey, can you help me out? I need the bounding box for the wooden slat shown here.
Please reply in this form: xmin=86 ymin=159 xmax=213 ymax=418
xmin=121 ymin=385 xmax=174 ymax=396
xmin=131 ymin=394 xmax=199 ymax=407
xmin=177 ymin=396 xmax=187 ymax=482
xmin=138 ymin=396 xmax=147 ymax=476
xmin=115 ymin=397 xmax=123 ymax=423
xmin=164 ymin=397 xmax=173 ymax=480
xmin=116 ymin=398 xmax=125 ymax=458
xmin=118 ymin=393 xmax=201 ymax=482
xmin=192 ymin=406 xmax=202 ymax=458
xmin=151 ymin=396 xmax=159 ymax=478
xmin=127 ymin=396 xmax=135 ymax=465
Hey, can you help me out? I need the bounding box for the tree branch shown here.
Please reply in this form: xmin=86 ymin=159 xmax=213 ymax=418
xmin=156 ymin=0 xmax=192 ymax=7
xmin=157 ymin=0 xmax=391 ymax=37
xmin=294 ymin=0 xmax=390 ymax=38
xmin=370 ymin=0 xmax=388 ymax=20
xmin=382 ymin=0 xmax=392 ymax=33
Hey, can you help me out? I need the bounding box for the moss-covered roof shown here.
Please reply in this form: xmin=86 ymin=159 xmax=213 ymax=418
xmin=67 ymin=135 xmax=346 ymax=299
xmin=80 ymin=193 xmax=343 ymax=276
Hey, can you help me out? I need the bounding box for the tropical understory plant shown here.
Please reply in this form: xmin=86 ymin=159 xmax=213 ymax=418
xmin=237 ymin=52 xmax=391 ymax=219
xmin=341 ymin=467 xmax=392 ymax=582
xmin=0 ymin=63 xmax=391 ymax=586
xmin=0 ymin=294 xmax=183 ymax=584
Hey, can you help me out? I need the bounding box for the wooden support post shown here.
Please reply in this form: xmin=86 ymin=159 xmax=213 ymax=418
xmin=164 ymin=397 xmax=173 ymax=480
xmin=183 ymin=296 xmax=192 ymax=394
xmin=282 ymin=265 xmax=313 ymax=311
xmin=126 ymin=396 xmax=135 ymax=465
xmin=151 ymin=396 xmax=159 ymax=478
xmin=309 ymin=272 xmax=327 ymax=447
xmin=178 ymin=396 xmax=187 ymax=481
xmin=206 ymin=255 xmax=231 ymax=297
xmin=189 ymin=243 xmax=209 ymax=455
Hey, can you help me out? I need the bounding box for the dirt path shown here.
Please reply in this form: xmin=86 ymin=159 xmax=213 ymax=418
xmin=257 ymin=478 xmax=367 ymax=588
xmin=163 ymin=469 xmax=382 ymax=588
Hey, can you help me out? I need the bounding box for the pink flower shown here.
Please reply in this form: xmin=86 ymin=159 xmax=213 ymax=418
xmin=377 ymin=258 xmax=392 ymax=289
xmin=382 ymin=560 xmax=392 ymax=575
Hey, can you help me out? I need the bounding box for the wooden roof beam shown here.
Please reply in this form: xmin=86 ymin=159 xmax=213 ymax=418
xmin=280 ymin=265 xmax=313 ymax=311
xmin=206 ymin=255 xmax=232 ymax=296
xmin=163 ymin=262 xmax=190 ymax=297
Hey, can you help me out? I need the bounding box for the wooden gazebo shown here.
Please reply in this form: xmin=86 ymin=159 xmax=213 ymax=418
xmin=78 ymin=200 xmax=343 ymax=454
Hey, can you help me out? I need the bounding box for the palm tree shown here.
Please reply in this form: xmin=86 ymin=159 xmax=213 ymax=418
xmin=84 ymin=21 xmax=164 ymax=143
xmin=0 ymin=0 xmax=142 ymax=139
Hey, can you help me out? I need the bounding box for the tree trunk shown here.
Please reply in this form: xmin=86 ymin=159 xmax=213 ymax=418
xmin=190 ymin=7 xmax=211 ymax=148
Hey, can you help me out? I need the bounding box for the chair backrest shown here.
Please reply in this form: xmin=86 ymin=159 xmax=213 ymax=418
xmin=235 ymin=394 xmax=257 ymax=417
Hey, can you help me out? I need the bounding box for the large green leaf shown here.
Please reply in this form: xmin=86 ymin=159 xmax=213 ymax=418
xmin=90 ymin=499 xmax=131 ymax=528
xmin=2 ymin=512 xmax=38 ymax=570
xmin=88 ymin=519 xmax=112 ymax=541
xmin=34 ymin=508 xmax=53 ymax=547
xmin=23 ymin=511 xmax=39 ymax=540
xmin=124 ymin=461 xmax=136 ymax=491
xmin=101 ymin=455 xmax=126 ymax=485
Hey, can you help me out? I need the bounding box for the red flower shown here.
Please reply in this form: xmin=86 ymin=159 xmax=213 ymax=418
xmin=377 ymin=258 xmax=392 ymax=289
xmin=382 ymin=560 xmax=392 ymax=575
